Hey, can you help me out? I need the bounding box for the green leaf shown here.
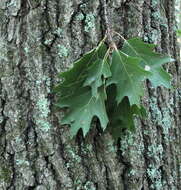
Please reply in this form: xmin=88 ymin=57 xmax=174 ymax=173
xmin=122 ymin=38 xmax=174 ymax=88
xmin=54 ymin=41 xmax=108 ymax=97
xmin=83 ymin=59 xmax=111 ymax=97
xmin=108 ymin=50 xmax=151 ymax=106
xmin=53 ymin=48 xmax=96 ymax=96
xmin=56 ymin=87 xmax=108 ymax=137
xmin=131 ymin=104 xmax=147 ymax=118
xmin=54 ymin=41 xmax=109 ymax=138
xmin=96 ymin=41 xmax=108 ymax=59
xmin=106 ymin=86 xmax=144 ymax=141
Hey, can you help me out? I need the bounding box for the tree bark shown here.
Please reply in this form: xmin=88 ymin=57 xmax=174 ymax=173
xmin=0 ymin=0 xmax=180 ymax=189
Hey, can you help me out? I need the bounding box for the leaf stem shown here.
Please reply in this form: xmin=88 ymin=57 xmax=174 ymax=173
xmin=113 ymin=31 xmax=139 ymax=56
xmin=103 ymin=47 xmax=111 ymax=62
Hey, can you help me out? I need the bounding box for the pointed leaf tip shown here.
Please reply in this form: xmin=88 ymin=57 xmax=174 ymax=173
xmin=122 ymin=38 xmax=173 ymax=88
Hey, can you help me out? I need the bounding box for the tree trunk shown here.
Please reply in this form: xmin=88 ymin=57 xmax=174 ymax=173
xmin=0 ymin=0 xmax=180 ymax=189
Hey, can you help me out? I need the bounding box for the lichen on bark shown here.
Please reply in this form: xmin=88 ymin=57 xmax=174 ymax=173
xmin=0 ymin=0 xmax=180 ymax=190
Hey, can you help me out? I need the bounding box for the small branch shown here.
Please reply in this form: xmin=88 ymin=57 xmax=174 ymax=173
xmin=27 ymin=0 xmax=33 ymax=9
xmin=102 ymin=0 xmax=115 ymax=48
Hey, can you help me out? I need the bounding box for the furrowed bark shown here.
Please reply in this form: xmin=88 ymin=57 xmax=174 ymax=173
xmin=0 ymin=0 xmax=180 ymax=189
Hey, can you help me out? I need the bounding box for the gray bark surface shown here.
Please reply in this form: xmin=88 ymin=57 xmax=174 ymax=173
xmin=0 ymin=0 xmax=180 ymax=189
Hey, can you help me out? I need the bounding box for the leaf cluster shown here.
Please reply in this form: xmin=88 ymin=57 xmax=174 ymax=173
xmin=54 ymin=37 xmax=174 ymax=141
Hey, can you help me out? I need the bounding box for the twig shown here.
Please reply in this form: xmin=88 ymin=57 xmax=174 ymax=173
xmin=27 ymin=0 xmax=33 ymax=9
xmin=102 ymin=0 xmax=115 ymax=48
